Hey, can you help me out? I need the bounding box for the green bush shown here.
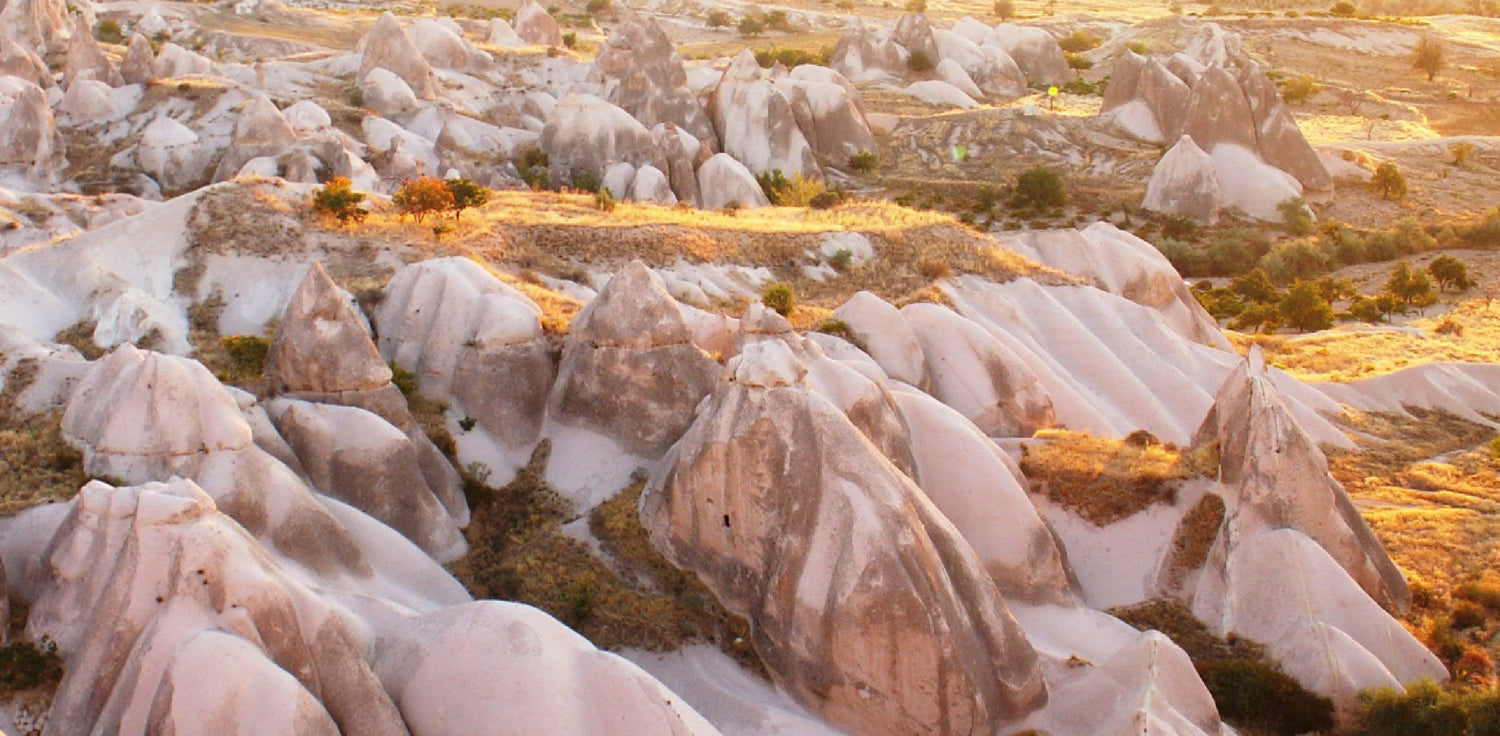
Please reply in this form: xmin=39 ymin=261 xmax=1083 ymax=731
xmin=1372 ymin=162 xmax=1408 ymax=200
xmin=1231 ymin=268 xmax=1280 ymax=303
xmin=738 ymin=15 xmax=764 ymax=36
xmin=905 ymin=0 xmax=926 ymax=11
xmin=1384 ymin=260 xmax=1437 ymax=307
xmin=1279 ymin=280 xmax=1335 ymax=332
xmin=705 ymin=9 xmax=732 ymax=27
xmin=311 ymin=176 xmax=367 ymax=223
xmin=390 ymin=361 xmax=419 ymax=396
xmin=594 ymin=186 xmax=617 ymax=212
xmin=1428 ymin=254 xmax=1475 ymax=291
xmin=1057 ymin=30 xmax=1101 ymax=53
xmin=1155 ymin=239 xmax=1206 ymax=276
xmin=0 ymin=637 xmax=63 ymax=692
xmin=1198 ymin=659 xmax=1335 ymax=735
xmin=444 ymin=177 xmax=490 ymax=220
xmin=848 ymin=150 xmax=878 ymax=174
xmin=562 ymin=30 xmax=577 ymax=48
xmin=906 ymin=49 xmax=933 ymax=72
xmin=1229 ymin=302 xmax=1282 ymax=333
xmin=815 ymin=319 xmax=854 ymax=339
xmin=220 ymin=335 xmax=269 ymax=379
xmin=809 ymin=190 xmax=843 ymax=210
xmin=756 ymin=169 xmax=825 ymax=206
xmin=95 ymin=18 xmax=125 ymax=44
xmin=1331 ymin=1 xmax=1357 ymax=15
xmin=761 ymin=283 xmax=796 ymax=316
xmin=1279 ymin=74 xmax=1322 ymax=103
xmin=1461 ymin=209 xmax=1500 ymax=248
xmin=1277 ymin=196 xmax=1314 ymax=235
xmin=1065 ymin=52 xmax=1094 ymax=71
xmin=1450 ymin=599 xmax=1488 ymax=629
xmin=993 ymin=0 xmax=1014 ymax=18
xmin=1259 ymin=238 xmax=1329 ymax=284
xmin=516 ymin=148 xmax=550 ymax=190
xmin=754 ymin=47 xmax=826 ymax=68
xmin=1356 ymin=680 xmax=1500 ymax=736
xmin=1061 ymin=78 xmax=1106 ymax=95
xmin=1011 ymin=167 xmax=1066 ymax=210
xmin=1453 ymin=580 xmax=1500 ymax=611
xmin=393 ymin=176 xmax=454 ymax=222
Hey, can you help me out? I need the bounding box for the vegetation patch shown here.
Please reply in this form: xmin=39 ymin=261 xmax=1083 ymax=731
xmin=1159 ymin=492 xmax=1226 ymax=592
xmin=1020 ymin=430 xmax=1201 ymax=526
xmin=1109 ymin=599 xmax=1333 ymax=736
xmin=52 ymin=321 xmax=104 ymax=361
xmin=448 ymin=447 xmax=762 ymax=672
xmin=0 ymin=359 xmax=87 ymax=517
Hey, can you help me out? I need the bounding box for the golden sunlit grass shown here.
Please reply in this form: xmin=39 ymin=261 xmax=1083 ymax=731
xmin=0 ymin=360 xmax=87 ymax=517
xmin=1228 ymin=300 xmax=1500 ymax=382
xmin=339 ymin=189 xmax=1056 ymax=312
xmin=1021 ymin=429 xmax=1209 ymax=526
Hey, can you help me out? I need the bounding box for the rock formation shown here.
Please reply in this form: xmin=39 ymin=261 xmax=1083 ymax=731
xmin=514 ymin=0 xmax=561 ymax=46
xmin=266 ymin=263 xmax=468 ymax=536
xmin=547 ymin=260 xmax=716 ymax=457
xmin=1100 ymin=52 xmax=1191 ymax=143
xmin=64 ymin=13 xmax=122 ymax=86
xmin=358 ymin=12 xmax=440 ymax=101
xmin=540 ymin=92 xmax=667 ymax=189
xmin=121 ymin=32 xmax=156 ymax=85
xmin=708 ymin=51 xmax=819 ymax=177
xmin=595 ymin=15 xmax=717 ymax=148
xmin=641 ymin=337 xmax=1047 ymax=736
xmin=774 ymin=69 xmax=877 ymax=162
xmin=992 ymin=24 xmax=1068 ymax=85
xmin=1143 ymin=135 xmax=1222 ymax=224
xmin=375 ymin=257 xmax=554 ymax=460
xmin=0 ymin=33 xmax=51 ymax=86
xmin=695 ymin=153 xmax=769 ymax=209
xmin=829 ymin=21 xmax=903 ymax=82
xmin=0 ymin=83 xmax=65 ymax=179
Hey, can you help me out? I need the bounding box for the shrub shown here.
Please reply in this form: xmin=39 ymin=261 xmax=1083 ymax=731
xmin=594 ymin=186 xmax=617 ymax=212
xmin=906 ymin=49 xmax=933 ymax=72
xmin=516 ymin=148 xmax=550 ymax=190
xmin=755 ymin=47 xmax=825 ymax=68
xmin=1278 ymin=196 xmax=1315 ymax=235
xmin=1161 ymin=215 xmax=1200 ymax=242
xmin=1125 ymin=40 xmax=1151 ymax=54
xmin=764 ymin=9 xmax=791 ymax=30
xmin=390 ymin=361 xmax=419 ymax=396
xmin=809 ymin=190 xmax=843 ymax=210
xmin=761 ymin=283 xmax=795 ymax=316
xmin=311 ymin=176 xmax=367 ymax=223
xmin=1349 ymin=295 xmax=1388 ymax=323
xmin=1428 ymin=254 xmax=1475 ymax=291
xmin=705 ymin=9 xmax=732 ymax=27
xmin=1229 ymin=302 xmax=1282 ymax=333
xmin=444 ymin=177 xmax=490 ymax=220
xmin=848 ymin=150 xmax=878 ymax=174
xmin=1450 ymin=142 xmax=1476 ymax=166
xmin=905 ymin=0 xmax=926 ymax=11
xmin=1462 ymin=209 xmax=1500 ymax=248
xmin=1061 ymin=77 xmax=1105 ymax=95
xmin=393 ymin=176 xmax=454 ymax=222
xmin=756 ymin=169 xmax=825 ymax=206
xmin=918 ymin=258 xmax=953 ymax=280
xmin=1357 ymin=680 xmax=1500 ymax=736
xmin=1453 ymin=580 xmax=1500 ymax=611
xmin=95 ymin=18 xmax=125 ymax=44
xmin=219 ymin=335 xmax=269 ymax=379
xmin=562 ymin=30 xmax=577 ymax=48
xmin=1259 ymin=238 xmax=1329 ymax=284
xmin=1412 ymin=35 xmax=1446 ymax=81
xmin=585 ymin=0 xmax=611 ymax=14
xmin=815 ymin=319 xmax=853 ymax=339
xmin=1384 ymin=260 xmax=1437 ymax=307
xmin=1331 ymin=0 xmax=1357 ymax=15
xmin=993 ymin=0 xmax=1014 ymax=19
xmin=738 ymin=15 xmax=763 ymax=36
xmin=0 ymin=637 xmax=63 ymax=692
xmin=1279 ymin=74 xmax=1321 ymax=103
xmin=1065 ymin=53 xmax=1094 ymax=72
xmin=1011 ymin=167 xmax=1066 ymax=210
xmin=1451 ymin=599 xmax=1487 ymax=629
xmin=1057 ymin=30 xmax=1101 ymax=53
xmin=1372 ymin=162 xmax=1408 ymax=200
xmin=1231 ymin=268 xmax=1279 ymax=303
xmin=1279 ymin=280 xmax=1335 ymax=332
xmin=1199 ymin=659 xmax=1335 ymax=736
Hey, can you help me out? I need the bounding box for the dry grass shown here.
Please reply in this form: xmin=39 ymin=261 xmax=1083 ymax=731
xmin=1231 ymin=299 xmax=1500 ymax=382
xmin=0 ymin=360 xmax=87 ymax=517
xmin=448 ymin=445 xmax=761 ymax=670
xmin=52 ymin=321 xmax=103 ymax=361
xmin=1160 ymin=492 xmax=1227 ymax=593
xmin=1020 ymin=430 xmax=1203 ymax=526
xmin=1109 ymin=598 xmax=1270 ymax=666
xmin=334 ymin=191 xmax=1054 ymax=311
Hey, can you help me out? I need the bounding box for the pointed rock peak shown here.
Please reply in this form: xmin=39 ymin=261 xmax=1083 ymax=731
xmin=739 ymin=302 xmax=793 ymax=336
xmin=266 ymin=262 xmax=392 ymax=394
xmin=366 ymin=12 xmax=404 ymax=42
xmin=1248 ymin=343 xmax=1265 ymax=374
xmin=723 ymin=48 xmax=763 ymax=82
xmin=567 ymin=261 xmax=693 ymax=348
xmin=730 ymin=338 xmax=806 ymax=388
xmin=234 ymin=94 xmax=297 ymax=146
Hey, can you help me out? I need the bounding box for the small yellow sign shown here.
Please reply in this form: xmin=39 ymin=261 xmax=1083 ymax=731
xmin=1048 ymin=85 xmax=1059 ymax=97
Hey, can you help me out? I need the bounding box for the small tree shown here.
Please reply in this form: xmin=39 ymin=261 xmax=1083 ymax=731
xmin=1412 ymin=36 xmax=1446 ymax=82
xmin=1230 ymin=268 xmax=1279 ymax=304
xmin=393 ymin=176 xmax=455 ymax=223
xmin=1279 ymin=280 xmax=1335 ymax=332
xmin=1011 ymin=167 xmax=1066 ymax=210
xmin=994 ymin=0 xmax=1014 ymax=19
xmin=1277 ymin=197 xmax=1314 ymax=236
xmin=738 ymin=15 xmax=764 ymax=36
xmin=1330 ymin=1 xmax=1356 ymax=15
xmin=1371 ymin=162 xmax=1407 ymax=200
xmin=444 ymin=177 xmax=490 ymax=220
xmin=706 ymin=9 xmax=732 ymax=27
xmin=1229 ymin=302 xmax=1282 ymax=333
xmin=311 ymin=177 xmax=367 ymax=224
xmin=1057 ymin=30 xmax=1101 ymax=53
xmin=1384 ymin=260 xmax=1437 ymax=307
xmin=848 ymin=150 xmax=878 ymax=174
xmin=1428 ymin=255 xmax=1475 ymax=291
xmin=762 ymin=283 xmax=796 ymax=316
xmin=764 ymin=10 xmax=791 ymax=31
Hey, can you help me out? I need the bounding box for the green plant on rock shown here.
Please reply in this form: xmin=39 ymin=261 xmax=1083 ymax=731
xmin=311 ymin=176 xmax=367 ymax=224
xmin=848 ymin=150 xmax=878 ymax=174
xmin=761 ymin=283 xmax=795 ymax=316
